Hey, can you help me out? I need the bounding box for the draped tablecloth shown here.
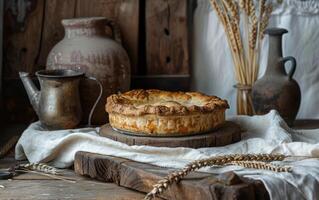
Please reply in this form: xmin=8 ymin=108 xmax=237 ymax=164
xmin=16 ymin=110 xmax=319 ymax=200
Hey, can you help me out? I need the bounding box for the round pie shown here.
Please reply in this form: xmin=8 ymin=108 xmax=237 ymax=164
xmin=106 ymin=89 xmax=229 ymax=135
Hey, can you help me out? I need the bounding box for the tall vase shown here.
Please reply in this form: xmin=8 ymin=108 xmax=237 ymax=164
xmin=252 ymin=28 xmax=301 ymax=126
xmin=235 ymin=84 xmax=254 ymax=116
xmin=47 ymin=17 xmax=131 ymax=125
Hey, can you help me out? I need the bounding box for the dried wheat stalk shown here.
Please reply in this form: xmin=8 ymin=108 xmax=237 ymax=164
xmin=229 ymin=161 xmax=292 ymax=172
xmin=15 ymin=163 xmax=60 ymax=175
xmin=14 ymin=169 xmax=76 ymax=183
xmin=144 ymin=154 xmax=286 ymax=200
xmin=209 ymin=0 xmax=278 ymax=115
xmin=10 ymin=163 xmax=75 ymax=183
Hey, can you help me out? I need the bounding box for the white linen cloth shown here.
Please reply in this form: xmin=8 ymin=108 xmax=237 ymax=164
xmin=192 ymin=0 xmax=319 ymax=118
xmin=15 ymin=110 xmax=319 ymax=200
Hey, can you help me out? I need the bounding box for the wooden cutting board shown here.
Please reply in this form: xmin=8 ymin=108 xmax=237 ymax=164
xmin=99 ymin=121 xmax=242 ymax=148
xmin=74 ymin=151 xmax=269 ymax=200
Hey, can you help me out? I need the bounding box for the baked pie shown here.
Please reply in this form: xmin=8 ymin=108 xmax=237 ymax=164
xmin=106 ymin=89 xmax=229 ymax=135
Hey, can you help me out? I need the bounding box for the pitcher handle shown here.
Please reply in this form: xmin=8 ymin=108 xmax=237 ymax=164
xmin=86 ymin=76 xmax=103 ymax=127
xmin=280 ymin=56 xmax=296 ymax=81
xmin=105 ymin=19 xmax=122 ymax=44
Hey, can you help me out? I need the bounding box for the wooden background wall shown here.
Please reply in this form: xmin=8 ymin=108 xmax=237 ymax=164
xmin=1 ymin=0 xmax=194 ymax=124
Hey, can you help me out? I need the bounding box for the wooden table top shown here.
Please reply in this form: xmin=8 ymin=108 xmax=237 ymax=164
xmin=0 ymin=156 xmax=150 ymax=200
xmin=0 ymin=119 xmax=318 ymax=199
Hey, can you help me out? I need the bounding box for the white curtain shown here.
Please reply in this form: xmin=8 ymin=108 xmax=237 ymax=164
xmin=192 ymin=0 xmax=319 ymax=118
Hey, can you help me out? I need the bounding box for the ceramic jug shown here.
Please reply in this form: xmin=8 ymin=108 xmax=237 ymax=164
xmin=252 ymin=28 xmax=301 ymax=126
xmin=47 ymin=17 xmax=131 ymax=125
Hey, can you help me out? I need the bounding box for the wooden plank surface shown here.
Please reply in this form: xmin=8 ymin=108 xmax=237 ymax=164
xmin=3 ymin=0 xmax=45 ymax=123
xmin=145 ymin=0 xmax=190 ymax=75
xmin=3 ymin=0 xmax=44 ymax=78
xmin=36 ymin=0 xmax=77 ymax=66
xmin=0 ymin=156 xmax=148 ymax=200
xmin=74 ymin=151 xmax=269 ymax=200
xmin=0 ymin=0 xmax=3 ymax=95
xmin=100 ymin=121 xmax=241 ymax=148
xmin=131 ymin=75 xmax=190 ymax=91
xmin=0 ymin=0 xmax=3 ymax=125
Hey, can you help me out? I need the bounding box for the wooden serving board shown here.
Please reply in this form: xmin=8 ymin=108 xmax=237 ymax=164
xmin=99 ymin=121 xmax=241 ymax=148
xmin=74 ymin=151 xmax=269 ymax=200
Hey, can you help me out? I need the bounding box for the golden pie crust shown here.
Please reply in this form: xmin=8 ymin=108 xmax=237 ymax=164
xmin=106 ymin=89 xmax=229 ymax=135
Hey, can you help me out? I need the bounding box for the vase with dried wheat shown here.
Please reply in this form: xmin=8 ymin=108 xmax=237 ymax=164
xmin=209 ymin=0 xmax=274 ymax=115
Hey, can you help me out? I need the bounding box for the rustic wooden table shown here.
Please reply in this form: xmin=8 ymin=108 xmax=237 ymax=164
xmin=0 ymin=120 xmax=318 ymax=200
xmin=0 ymin=155 xmax=149 ymax=200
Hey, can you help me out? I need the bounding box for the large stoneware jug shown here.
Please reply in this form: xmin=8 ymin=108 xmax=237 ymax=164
xmin=47 ymin=17 xmax=131 ymax=125
xmin=252 ymin=28 xmax=301 ymax=126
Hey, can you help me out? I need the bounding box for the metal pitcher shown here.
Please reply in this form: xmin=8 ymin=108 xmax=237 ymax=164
xmin=19 ymin=69 xmax=102 ymax=129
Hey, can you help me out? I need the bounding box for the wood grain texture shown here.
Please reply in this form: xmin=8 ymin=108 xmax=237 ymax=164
xmin=99 ymin=121 xmax=241 ymax=148
xmin=36 ymin=0 xmax=77 ymax=66
xmin=0 ymin=0 xmax=3 ymax=92
xmin=74 ymin=152 xmax=269 ymax=200
xmin=131 ymin=75 xmax=190 ymax=91
xmin=3 ymin=0 xmax=44 ymax=123
xmin=146 ymin=0 xmax=190 ymax=75
xmin=3 ymin=0 xmax=44 ymax=78
xmin=0 ymin=156 xmax=146 ymax=200
xmin=0 ymin=0 xmax=3 ymax=123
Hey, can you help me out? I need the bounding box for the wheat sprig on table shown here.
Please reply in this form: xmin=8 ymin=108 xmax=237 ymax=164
xmin=144 ymin=153 xmax=287 ymax=200
xmin=15 ymin=163 xmax=60 ymax=175
xmin=229 ymin=161 xmax=292 ymax=172
xmin=9 ymin=163 xmax=75 ymax=183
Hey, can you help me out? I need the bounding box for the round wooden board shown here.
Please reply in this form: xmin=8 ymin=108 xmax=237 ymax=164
xmin=99 ymin=121 xmax=242 ymax=148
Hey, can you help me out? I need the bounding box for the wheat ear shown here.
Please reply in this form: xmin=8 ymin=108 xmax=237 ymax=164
xmin=260 ymin=4 xmax=273 ymax=39
xmin=14 ymin=169 xmax=76 ymax=183
xmin=144 ymin=154 xmax=286 ymax=200
xmin=16 ymin=163 xmax=60 ymax=175
xmin=229 ymin=161 xmax=292 ymax=172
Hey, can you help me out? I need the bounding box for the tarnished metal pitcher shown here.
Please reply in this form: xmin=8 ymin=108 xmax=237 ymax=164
xmin=19 ymin=69 xmax=102 ymax=129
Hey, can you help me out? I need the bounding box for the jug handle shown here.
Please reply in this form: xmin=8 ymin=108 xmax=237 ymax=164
xmin=105 ymin=19 xmax=122 ymax=44
xmin=86 ymin=76 xmax=103 ymax=127
xmin=280 ymin=56 xmax=296 ymax=80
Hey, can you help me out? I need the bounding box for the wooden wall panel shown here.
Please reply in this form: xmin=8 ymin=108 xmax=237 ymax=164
xmin=3 ymin=0 xmax=44 ymax=78
xmin=3 ymin=0 xmax=44 ymax=123
xmin=145 ymin=0 xmax=190 ymax=75
xmin=37 ymin=0 xmax=77 ymax=66
xmin=0 ymin=0 xmax=3 ymax=125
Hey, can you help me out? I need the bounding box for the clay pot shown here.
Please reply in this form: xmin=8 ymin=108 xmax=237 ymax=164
xmin=252 ymin=28 xmax=301 ymax=126
xmin=47 ymin=17 xmax=131 ymax=125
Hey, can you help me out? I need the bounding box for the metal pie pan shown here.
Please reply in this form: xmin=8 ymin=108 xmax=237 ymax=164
xmin=111 ymin=127 xmax=220 ymax=138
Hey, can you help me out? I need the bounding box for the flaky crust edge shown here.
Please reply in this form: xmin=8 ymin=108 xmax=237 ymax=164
xmin=106 ymin=89 xmax=229 ymax=116
xmin=108 ymin=111 xmax=226 ymax=135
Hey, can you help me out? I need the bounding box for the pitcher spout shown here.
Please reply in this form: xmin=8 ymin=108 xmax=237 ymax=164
xmin=19 ymin=72 xmax=40 ymax=114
